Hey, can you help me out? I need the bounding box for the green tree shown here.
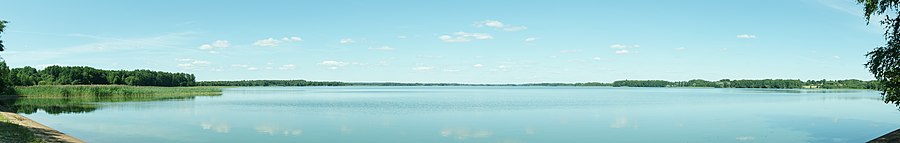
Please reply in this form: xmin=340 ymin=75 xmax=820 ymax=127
xmin=0 ymin=62 xmax=10 ymax=94
xmin=0 ymin=20 xmax=7 ymax=52
xmin=10 ymin=66 xmax=39 ymax=86
xmin=858 ymin=0 xmax=900 ymax=106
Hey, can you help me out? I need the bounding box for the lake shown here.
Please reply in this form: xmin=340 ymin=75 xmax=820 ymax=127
xmin=11 ymin=87 xmax=900 ymax=143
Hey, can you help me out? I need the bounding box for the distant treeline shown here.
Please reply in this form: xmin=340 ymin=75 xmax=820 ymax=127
xmin=1 ymin=64 xmax=195 ymax=87
xmin=196 ymin=80 xmax=349 ymax=86
xmin=195 ymin=80 xmax=614 ymax=87
xmin=611 ymin=79 xmax=880 ymax=89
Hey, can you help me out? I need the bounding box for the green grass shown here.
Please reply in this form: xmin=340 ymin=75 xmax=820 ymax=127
xmin=13 ymin=85 xmax=222 ymax=97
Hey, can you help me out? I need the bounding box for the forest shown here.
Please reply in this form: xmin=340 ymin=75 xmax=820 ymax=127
xmin=0 ymin=62 xmax=196 ymax=88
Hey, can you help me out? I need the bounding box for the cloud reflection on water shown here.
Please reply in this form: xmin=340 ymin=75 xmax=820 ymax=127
xmin=440 ymin=128 xmax=493 ymax=139
xmin=200 ymin=121 xmax=230 ymax=133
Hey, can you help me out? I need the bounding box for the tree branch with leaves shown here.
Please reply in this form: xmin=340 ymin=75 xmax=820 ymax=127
xmin=858 ymin=0 xmax=900 ymax=106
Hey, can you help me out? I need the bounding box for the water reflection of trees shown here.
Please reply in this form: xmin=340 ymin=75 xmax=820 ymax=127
xmin=0 ymin=94 xmax=218 ymax=115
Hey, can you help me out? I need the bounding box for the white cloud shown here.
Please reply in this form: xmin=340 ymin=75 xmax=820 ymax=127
xmin=177 ymin=63 xmax=193 ymax=68
xmin=231 ymin=64 xmax=249 ymax=68
xmin=610 ymin=44 xmax=639 ymax=49
xmin=736 ymin=34 xmax=757 ymax=39
xmin=320 ymin=60 xmax=348 ymax=67
xmin=177 ymin=59 xmax=211 ymax=69
xmin=833 ymin=55 xmax=841 ymax=59
xmin=413 ymin=66 xmax=434 ymax=71
xmin=475 ymin=20 xmax=505 ymax=28
xmin=473 ymin=64 xmax=484 ymax=68
xmin=397 ymin=36 xmax=408 ymax=39
xmin=369 ymin=46 xmax=395 ymax=51
xmin=610 ymin=44 xmax=638 ymax=54
xmin=279 ymin=64 xmax=297 ymax=70
xmin=191 ymin=60 xmax=211 ymax=66
xmin=198 ymin=40 xmax=230 ymax=53
xmin=254 ymin=38 xmax=282 ymax=47
xmin=439 ymin=32 xmax=493 ymax=42
xmin=502 ymin=26 xmax=528 ymax=32
xmin=247 ymin=67 xmax=258 ymax=71
xmin=199 ymin=44 xmax=214 ymax=50
xmin=282 ymin=36 xmax=303 ymax=42
xmin=339 ymin=38 xmax=355 ymax=44
xmin=525 ymin=37 xmax=537 ymax=42
xmin=675 ymin=47 xmax=686 ymax=51
xmin=254 ymin=36 xmax=302 ymax=47
xmin=320 ymin=60 xmax=349 ymax=69
xmin=474 ymin=20 xmax=527 ymax=32
xmin=497 ymin=65 xmax=510 ymax=69
xmin=211 ymin=40 xmax=230 ymax=48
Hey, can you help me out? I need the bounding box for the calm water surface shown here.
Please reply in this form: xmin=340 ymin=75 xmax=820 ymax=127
xmin=18 ymin=87 xmax=900 ymax=143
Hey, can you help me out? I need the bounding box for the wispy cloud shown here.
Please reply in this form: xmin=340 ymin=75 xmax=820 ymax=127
xmin=368 ymin=46 xmax=396 ymax=51
xmin=816 ymin=0 xmax=864 ymax=17
xmin=413 ymin=66 xmax=434 ymax=71
xmin=253 ymin=38 xmax=282 ymax=47
xmin=177 ymin=59 xmax=211 ymax=70
xmin=474 ymin=20 xmax=528 ymax=32
xmin=254 ymin=36 xmax=302 ymax=47
xmin=5 ymin=32 xmax=198 ymax=63
xmin=736 ymin=34 xmax=757 ymax=39
xmin=610 ymin=44 xmax=639 ymax=55
xmin=439 ymin=32 xmax=493 ymax=42
xmin=320 ymin=60 xmax=348 ymax=69
xmin=339 ymin=38 xmax=355 ymax=44
xmin=279 ymin=64 xmax=297 ymax=70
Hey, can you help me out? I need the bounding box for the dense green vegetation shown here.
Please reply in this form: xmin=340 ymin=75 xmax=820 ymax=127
xmin=0 ymin=19 xmax=7 ymax=52
xmin=0 ymin=62 xmax=12 ymax=95
xmin=858 ymin=0 xmax=900 ymax=106
xmin=12 ymin=85 xmax=221 ymax=97
xmin=8 ymin=65 xmax=195 ymax=87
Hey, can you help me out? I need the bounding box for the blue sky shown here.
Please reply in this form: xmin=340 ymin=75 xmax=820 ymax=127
xmin=0 ymin=0 xmax=885 ymax=83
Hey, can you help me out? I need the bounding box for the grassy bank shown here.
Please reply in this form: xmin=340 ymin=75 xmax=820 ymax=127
xmin=0 ymin=114 xmax=41 ymax=143
xmin=11 ymin=85 xmax=222 ymax=97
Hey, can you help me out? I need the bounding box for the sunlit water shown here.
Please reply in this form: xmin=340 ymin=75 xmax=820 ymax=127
xmin=18 ymin=87 xmax=900 ymax=143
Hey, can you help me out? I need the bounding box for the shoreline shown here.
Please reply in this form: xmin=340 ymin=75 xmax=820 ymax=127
xmin=0 ymin=112 xmax=84 ymax=143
